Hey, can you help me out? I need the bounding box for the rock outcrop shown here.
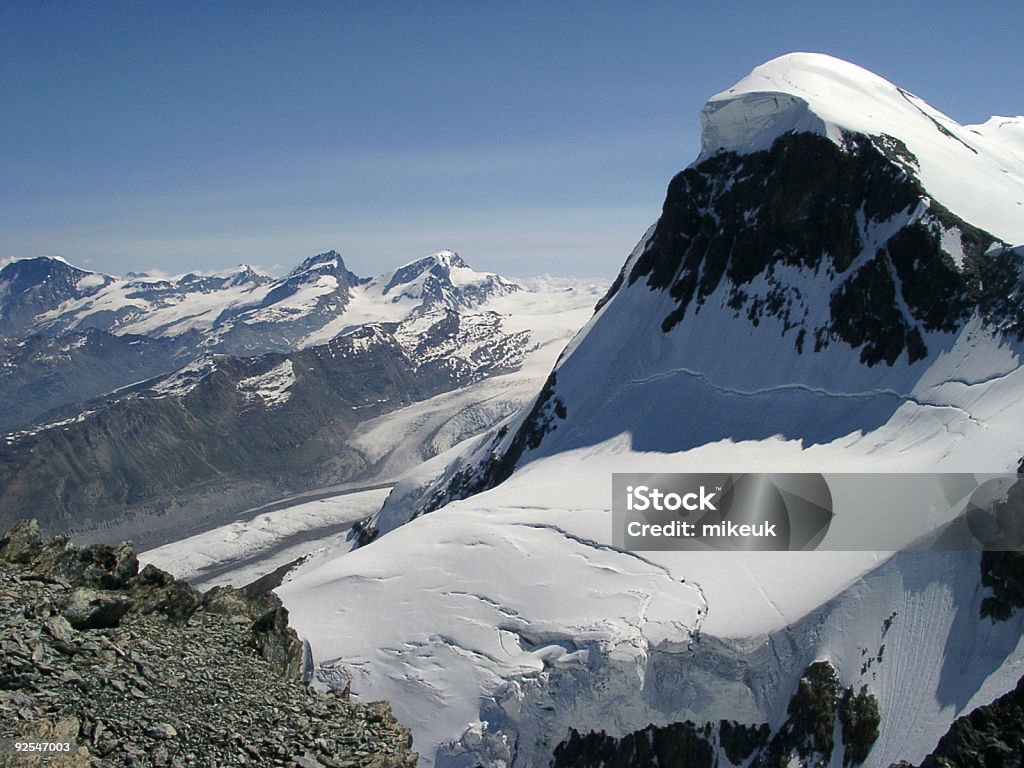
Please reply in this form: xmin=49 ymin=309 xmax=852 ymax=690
xmin=0 ymin=521 xmax=417 ymax=768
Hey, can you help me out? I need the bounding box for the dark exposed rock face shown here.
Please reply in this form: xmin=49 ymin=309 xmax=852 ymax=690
xmin=0 ymin=329 xmax=196 ymax=432
xmin=553 ymin=720 xmax=715 ymax=768
xmin=627 ymin=132 xmax=1001 ymax=364
xmin=978 ymin=463 xmax=1024 ymax=622
xmin=413 ymin=131 xmax=1022 ymax=522
xmin=839 ymin=686 xmax=882 ymax=767
xmin=0 ymin=316 xmax=522 ymax=543
xmin=719 ymin=721 xmax=772 ymax=765
xmin=551 ymin=661 xmax=879 ymax=768
xmin=892 ymin=674 xmax=1024 ymax=768
xmin=0 ymin=520 xmax=417 ymax=767
xmin=763 ymin=660 xmax=842 ymax=766
xmin=980 ymin=549 xmax=1024 ymax=621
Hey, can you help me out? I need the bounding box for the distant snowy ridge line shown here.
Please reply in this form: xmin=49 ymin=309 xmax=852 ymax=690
xmin=0 ymin=248 xmax=606 ymax=437
xmin=0 ymin=249 xmax=606 ymax=359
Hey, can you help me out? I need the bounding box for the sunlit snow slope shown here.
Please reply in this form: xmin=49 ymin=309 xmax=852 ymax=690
xmin=279 ymin=53 xmax=1024 ymax=768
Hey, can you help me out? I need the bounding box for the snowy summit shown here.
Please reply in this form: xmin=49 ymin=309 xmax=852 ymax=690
xmin=701 ymin=52 xmax=1024 ymax=244
xmin=277 ymin=54 xmax=1024 ymax=768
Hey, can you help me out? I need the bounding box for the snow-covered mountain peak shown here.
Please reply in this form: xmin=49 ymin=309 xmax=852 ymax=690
xmin=701 ymin=52 xmax=1024 ymax=244
xmin=427 ymin=249 xmax=467 ymax=269
xmin=384 ymin=250 xmax=471 ymax=291
xmin=284 ymin=250 xmax=361 ymax=283
xmin=218 ymin=264 xmax=273 ymax=287
xmin=0 ymin=257 xmax=113 ymax=336
xmin=376 ymin=54 xmax=1024 ymax=531
xmin=702 ymin=53 xmax=967 ymax=157
xmin=0 ymin=255 xmax=96 ymax=287
xmin=967 ymin=115 xmax=1024 ymax=161
xmin=377 ymin=250 xmax=518 ymax=312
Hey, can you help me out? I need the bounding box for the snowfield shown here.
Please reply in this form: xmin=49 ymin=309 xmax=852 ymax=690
xmin=273 ymin=53 xmax=1024 ymax=767
xmin=140 ymin=486 xmax=391 ymax=589
xmin=278 ymin=436 xmax=1024 ymax=766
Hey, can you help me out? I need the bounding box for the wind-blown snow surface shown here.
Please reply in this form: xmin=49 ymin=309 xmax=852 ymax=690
xmin=278 ymin=54 xmax=1024 ymax=767
xmin=279 ymin=438 xmax=1024 ymax=767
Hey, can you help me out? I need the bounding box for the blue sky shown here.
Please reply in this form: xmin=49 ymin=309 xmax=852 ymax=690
xmin=2 ymin=1 xmax=1022 ymax=278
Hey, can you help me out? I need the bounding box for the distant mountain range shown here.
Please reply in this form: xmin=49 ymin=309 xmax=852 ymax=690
xmin=0 ymin=249 xmax=520 ymax=422
xmin=0 ymin=250 xmax=518 ymax=343
xmin=0 ymin=250 xmax=605 ymax=545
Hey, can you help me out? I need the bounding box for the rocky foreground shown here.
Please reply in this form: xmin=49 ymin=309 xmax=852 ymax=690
xmin=0 ymin=520 xmax=417 ymax=768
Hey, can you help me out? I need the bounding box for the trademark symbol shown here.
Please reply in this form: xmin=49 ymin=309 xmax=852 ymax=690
xmin=715 ymin=486 xmax=722 ymax=491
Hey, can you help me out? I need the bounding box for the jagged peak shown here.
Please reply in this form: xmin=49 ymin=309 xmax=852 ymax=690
xmin=284 ymin=250 xmax=361 ymax=285
xmin=288 ymin=250 xmax=346 ymax=274
xmin=381 ymin=251 xmax=479 ymax=296
xmin=396 ymin=250 xmax=470 ymax=273
xmin=214 ymin=263 xmax=271 ymax=278
xmin=1 ymin=254 xmax=84 ymax=276
xmin=430 ymin=250 xmax=468 ymax=268
xmin=219 ymin=264 xmax=274 ymax=287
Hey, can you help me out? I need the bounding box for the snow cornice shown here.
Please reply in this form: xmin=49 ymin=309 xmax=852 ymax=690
xmin=696 ymin=52 xmax=1024 ymax=245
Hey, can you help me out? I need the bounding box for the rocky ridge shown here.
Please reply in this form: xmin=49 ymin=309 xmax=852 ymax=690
xmin=0 ymin=520 xmax=416 ymax=768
